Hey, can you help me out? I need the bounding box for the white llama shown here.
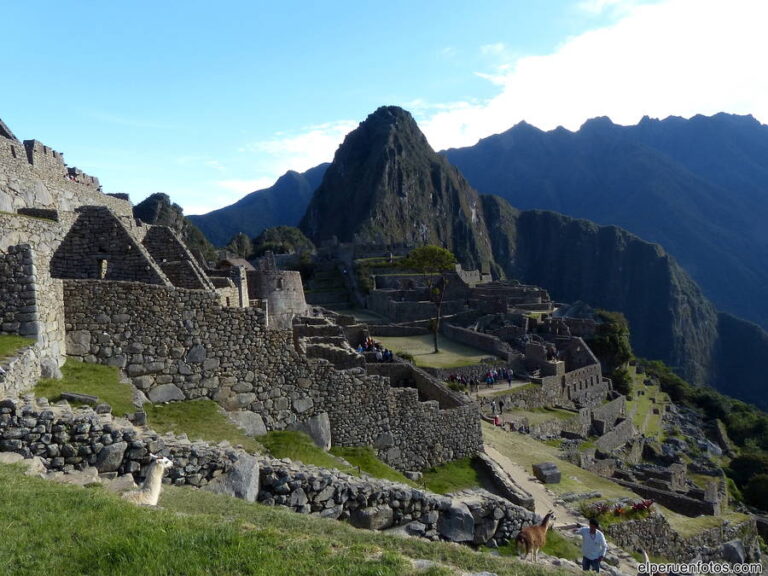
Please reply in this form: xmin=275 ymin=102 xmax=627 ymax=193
xmin=121 ymin=454 xmax=173 ymax=506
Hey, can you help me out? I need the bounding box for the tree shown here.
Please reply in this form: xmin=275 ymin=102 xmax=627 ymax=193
xmin=399 ymin=245 xmax=457 ymax=353
xmin=226 ymin=232 xmax=253 ymax=259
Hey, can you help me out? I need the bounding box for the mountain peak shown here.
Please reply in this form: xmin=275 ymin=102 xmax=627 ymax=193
xmin=299 ymin=106 xmax=493 ymax=269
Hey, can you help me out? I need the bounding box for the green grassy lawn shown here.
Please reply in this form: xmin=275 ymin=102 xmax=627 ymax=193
xmin=505 ymin=407 xmax=578 ymax=425
xmin=0 ymin=463 xmax=564 ymax=576
xmin=0 ymin=335 xmax=35 ymax=361
xmin=35 ymin=361 xmax=136 ymax=415
xmin=330 ymin=446 xmax=418 ymax=486
xmin=376 ymin=334 xmax=495 ymax=369
xmin=483 ymin=422 xmax=639 ymax=499
xmin=420 ymin=457 xmax=484 ymax=494
xmin=144 ymin=400 xmax=265 ymax=454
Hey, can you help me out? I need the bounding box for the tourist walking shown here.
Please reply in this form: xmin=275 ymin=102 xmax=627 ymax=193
xmin=575 ymin=519 xmax=608 ymax=572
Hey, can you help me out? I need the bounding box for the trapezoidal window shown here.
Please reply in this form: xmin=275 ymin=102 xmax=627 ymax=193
xmin=98 ymin=259 xmax=108 ymax=279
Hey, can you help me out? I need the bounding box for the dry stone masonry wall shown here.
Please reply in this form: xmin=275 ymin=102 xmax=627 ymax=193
xmin=0 ymin=397 xmax=525 ymax=547
xmin=62 ymin=280 xmax=481 ymax=471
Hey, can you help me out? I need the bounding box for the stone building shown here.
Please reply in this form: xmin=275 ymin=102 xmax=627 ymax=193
xmin=0 ymin=118 xmax=481 ymax=471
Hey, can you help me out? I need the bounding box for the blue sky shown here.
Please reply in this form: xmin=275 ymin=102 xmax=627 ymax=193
xmin=2 ymin=0 xmax=766 ymax=214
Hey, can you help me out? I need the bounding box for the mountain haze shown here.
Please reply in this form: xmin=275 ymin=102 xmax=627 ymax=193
xmin=295 ymin=105 xmax=768 ymax=408
xmin=443 ymin=113 xmax=768 ymax=330
xmin=189 ymin=164 xmax=328 ymax=246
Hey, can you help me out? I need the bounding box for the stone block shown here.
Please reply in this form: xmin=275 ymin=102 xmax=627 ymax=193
xmin=227 ymin=411 xmax=267 ymax=437
xmin=95 ymin=441 xmax=127 ymax=473
xmin=148 ymin=384 xmax=185 ymax=403
xmin=287 ymin=412 xmax=331 ymax=451
xmin=203 ymin=452 xmax=260 ymax=503
xmin=437 ymin=500 xmax=475 ymax=542
xmin=532 ymin=462 xmax=561 ymax=484
xmin=66 ymin=330 xmax=91 ymax=355
xmin=350 ymin=505 xmax=394 ymax=531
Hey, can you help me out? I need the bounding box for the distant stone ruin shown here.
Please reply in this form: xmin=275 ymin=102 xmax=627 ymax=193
xmin=0 ymin=119 xmax=481 ymax=472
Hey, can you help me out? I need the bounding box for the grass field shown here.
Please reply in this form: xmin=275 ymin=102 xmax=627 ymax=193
xmin=506 ymin=407 xmax=578 ymax=425
xmin=35 ymin=361 xmax=136 ymax=415
xmin=420 ymin=456 xmax=485 ymax=494
xmin=376 ymin=334 xmax=495 ymax=369
xmin=0 ymin=335 xmax=35 ymax=361
xmin=0 ymin=463 xmax=564 ymax=576
xmin=625 ymin=376 xmax=666 ymax=439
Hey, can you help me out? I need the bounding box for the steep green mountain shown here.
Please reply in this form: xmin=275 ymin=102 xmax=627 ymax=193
xmin=443 ymin=114 xmax=768 ymax=330
xmin=482 ymin=195 xmax=718 ymax=388
xmin=293 ymin=105 xmax=768 ymax=408
xmin=133 ymin=193 xmax=216 ymax=263
xmin=189 ymin=164 xmax=328 ymax=246
xmin=300 ymin=106 xmax=494 ymax=272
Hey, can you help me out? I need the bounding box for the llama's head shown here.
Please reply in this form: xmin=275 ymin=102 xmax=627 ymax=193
xmin=150 ymin=454 xmax=174 ymax=471
xmin=543 ymin=510 xmax=557 ymax=527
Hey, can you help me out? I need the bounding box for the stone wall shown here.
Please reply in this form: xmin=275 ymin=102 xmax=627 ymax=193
xmin=367 ymin=291 xmax=466 ymax=323
xmin=141 ymin=226 xmax=214 ymax=290
xmin=62 ymin=280 xmax=482 ymax=471
xmin=0 ymin=345 xmax=40 ymax=397
xmin=365 ymin=361 xmax=468 ymax=409
xmin=0 ymin=132 xmax=132 ymax=218
xmin=591 ymin=395 xmax=625 ymax=434
xmin=440 ymin=323 xmax=514 ymax=362
xmin=0 ymin=214 xmax=67 ymax=374
xmin=604 ymin=513 xmax=760 ymax=563
xmin=246 ymin=270 xmax=307 ymax=329
xmin=0 ymin=397 xmax=521 ymax=546
xmin=51 ymin=206 xmax=169 ymax=285
xmin=595 ymin=418 xmax=634 ymax=453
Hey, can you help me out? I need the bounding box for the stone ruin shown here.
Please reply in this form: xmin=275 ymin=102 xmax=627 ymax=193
xmin=0 ymin=118 xmax=483 ymax=473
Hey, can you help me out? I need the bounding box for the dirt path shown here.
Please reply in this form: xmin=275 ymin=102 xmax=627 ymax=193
xmin=484 ymin=444 xmax=582 ymax=528
xmin=484 ymin=444 xmax=639 ymax=576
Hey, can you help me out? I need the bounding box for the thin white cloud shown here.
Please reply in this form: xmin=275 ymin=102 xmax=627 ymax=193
xmin=244 ymin=120 xmax=357 ymax=173
xmin=418 ymin=0 xmax=768 ymax=150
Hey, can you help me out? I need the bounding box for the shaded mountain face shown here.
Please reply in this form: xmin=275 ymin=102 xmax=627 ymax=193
xmin=133 ymin=193 xmax=215 ymax=262
xmin=482 ymin=195 xmax=718 ymax=389
xmin=299 ymin=106 xmax=494 ymax=271
xmin=188 ymin=163 xmax=328 ymax=246
xmin=443 ymin=113 xmax=768 ymax=330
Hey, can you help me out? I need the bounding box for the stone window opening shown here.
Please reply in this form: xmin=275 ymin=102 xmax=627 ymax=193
xmin=98 ymin=258 xmax=108 ymax=279
xmin=276 ymin=278 xmax=284 ymax=290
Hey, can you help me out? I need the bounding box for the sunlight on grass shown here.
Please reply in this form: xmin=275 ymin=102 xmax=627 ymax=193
xmin=483 ymin=422 xmax=635 ymax=498
xmin=35 ymin=361 xmax=135 ymax=415
xmin=330 ymin=446 xmax=418 ymax=486
xmin=421 ymin=457 xmax=484 ymax=494
xmin=144 ymin=400 xmax=265 ymax=454
xmin=0 ymin=335 xmax=35 ymax=360
xmin=376 ymin=334 xmax=496 ymax=369
xmin=261 ymin=430 xmax=354 ymax=472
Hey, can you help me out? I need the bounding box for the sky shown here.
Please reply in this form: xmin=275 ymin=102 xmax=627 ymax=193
xmin=2 ymin=0 xmax=767 ymax=214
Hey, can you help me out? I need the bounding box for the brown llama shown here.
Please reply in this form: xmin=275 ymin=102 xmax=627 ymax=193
xmin=516 ymin=510 xmax=557 ymax=562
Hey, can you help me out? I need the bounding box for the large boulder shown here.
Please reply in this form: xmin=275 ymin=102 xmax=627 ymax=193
xmin=95 ymin=441 xmax=127 ymax=473
xmin=437 ymin=500 xmax=475 ymax=542
xmin=722 ymin=540 xmax=746 ymax=564
xmin=148 ymin=384 xmax=185 ymax=403
xmin=203 ymin=452 xmax=260 ymax=502
xmin=532 ymin=462 xmax=561 ymax=484
xmin=350 ymin=505 xmax=394 ymax=531
xmin=287 ymin=412 xmax=331 ymax=450
xmin=228 ymin=411 xmax=267 ymax=437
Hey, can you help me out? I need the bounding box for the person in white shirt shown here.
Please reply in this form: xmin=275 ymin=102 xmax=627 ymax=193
xmin=576 ymin=518 xmax=608 ymax=572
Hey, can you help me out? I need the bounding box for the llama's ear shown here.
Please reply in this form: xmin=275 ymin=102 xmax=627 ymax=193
xmin=149 ymin=453 xmax=158 ymax=461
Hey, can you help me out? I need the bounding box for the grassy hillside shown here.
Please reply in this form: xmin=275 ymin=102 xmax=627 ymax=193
xmin=0 ymin=463 xmax=563 ymax=576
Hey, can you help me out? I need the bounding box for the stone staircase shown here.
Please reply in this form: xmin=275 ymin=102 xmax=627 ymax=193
xmin=305 ymin=262 xmax=351 ymax=310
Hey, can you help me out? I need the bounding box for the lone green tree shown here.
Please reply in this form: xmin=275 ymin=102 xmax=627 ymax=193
xmin=399 ymin=245 xmax=457 ymax=353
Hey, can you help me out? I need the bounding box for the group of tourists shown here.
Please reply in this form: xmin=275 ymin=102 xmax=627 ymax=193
xmin=483 ymin=367 xmax=514 ymax=387
xmin=357 ymin=337 xmax=394 ymax=362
